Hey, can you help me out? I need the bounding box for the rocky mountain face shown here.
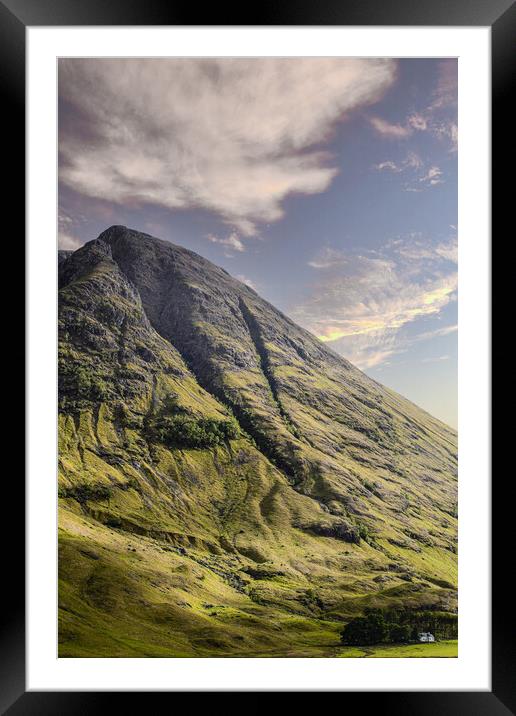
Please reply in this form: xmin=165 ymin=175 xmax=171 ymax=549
xmin=58 ymin=225 xmax=458 ymax=657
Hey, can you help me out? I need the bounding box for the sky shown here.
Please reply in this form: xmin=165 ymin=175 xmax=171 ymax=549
xmin=58 ymin=58 xmax=458 ymax=428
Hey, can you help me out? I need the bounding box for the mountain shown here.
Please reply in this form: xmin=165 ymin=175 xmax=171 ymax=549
xmin=58 ymin=225 xmax=457 ymax=657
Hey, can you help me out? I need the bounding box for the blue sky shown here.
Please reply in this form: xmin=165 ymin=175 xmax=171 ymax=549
xmin=58 ymin=58 xmax=457 ymax=428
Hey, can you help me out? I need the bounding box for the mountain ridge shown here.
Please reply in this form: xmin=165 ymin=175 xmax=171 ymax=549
xmin=58 ymin=225 xmax=457 ymax=657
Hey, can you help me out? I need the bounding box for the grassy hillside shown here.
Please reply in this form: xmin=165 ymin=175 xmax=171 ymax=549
xmin=58 ymin=226 xmax=457 ymax=657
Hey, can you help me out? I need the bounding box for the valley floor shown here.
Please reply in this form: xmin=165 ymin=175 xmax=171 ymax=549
xmin=214 ymin=640 xmax=458 ymax=658
xmin=337 ymin=639 xmax=458 ymax=658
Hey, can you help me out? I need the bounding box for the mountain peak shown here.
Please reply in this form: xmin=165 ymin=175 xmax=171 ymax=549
xmin=58 ymin=226 xmax=457 ymax=657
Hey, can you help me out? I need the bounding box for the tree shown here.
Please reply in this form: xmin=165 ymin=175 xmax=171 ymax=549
xmin=341 ymin=612 xmax=388 ymax=645
xmin=388 ymin=623 xmax=411 ymax=643
xmin=149 ymin=413 xmax=240 ymax=449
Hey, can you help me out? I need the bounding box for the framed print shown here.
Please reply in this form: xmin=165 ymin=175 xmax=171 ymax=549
xmin=4 ymin=0 xmax=511 ymax=710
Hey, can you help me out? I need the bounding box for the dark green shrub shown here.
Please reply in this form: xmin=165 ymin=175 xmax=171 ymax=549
xmin=305 ymin=521 xmax=360 ymax=544
xmin=150 ymin=414 xmax=240 ymax=449
xmin=358 ymin=523 xmax=371 ymax=542
xmin=59 ymin=482 xmax=112 ymax=505
xmin=60 ymin=361 xmax=109 ymax=402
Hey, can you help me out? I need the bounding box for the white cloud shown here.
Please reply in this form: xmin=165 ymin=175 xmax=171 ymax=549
xmin=369 ymin=111 xmax=431 ymax=142
xmin=59 ymin=58 xmax=396 ymax=237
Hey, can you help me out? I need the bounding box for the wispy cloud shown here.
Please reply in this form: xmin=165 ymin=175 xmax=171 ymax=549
xmin=421 ymin=354 xmax=450 ymax=363
xmin=58 ymin=210 xmax=83 ymax=250
xmin=58 ymin=232 xmax=82 ymax=250
xmin=207 ymin=232 xmax=245 ymax=256
xmin=378 ymin=61 xmax=457 ymax=152
xmin=435 ymin=241 xmax=458 ymax=263
xmin=433 ymin=120 xmax=458 ymax=152
xmin=374 ymin=154 xmax=444 ymax=192
xmin=310 ymin=271 xmax=457 ymax=343
xmin=374 ymin=151 xmax=422 ymax=174
xmin=294 ymin=234 xmax=457 ymax=368
xmin=236 ymin=274 xmax=257 ymax=290
xmin=307 ymin=247 xmax=348 ymax=269
xmin=387 ymin=234 xmax=457 ymax=264
xmin=59 ymin=58 xmax=396 ymax=238
xmin=419 ymin=165 xmax=444 ymax=186
xmin=429 ymin=60 xmax=458 ymax=112
xmin=369 ymin=116 xmax=412 ymax=139
xmin=407 ymin=113 xmax=428 ymax=131
xmin=416 ymin=324 xmax=458 ymax=341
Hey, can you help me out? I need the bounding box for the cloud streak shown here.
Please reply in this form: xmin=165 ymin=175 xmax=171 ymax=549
xmin=207 ymin=231 xmax=245 ymax=256
xmin=59 ymin=58 xmax=396 ymax=237
xmin=369 ymin=116 xmax=412 ymax=139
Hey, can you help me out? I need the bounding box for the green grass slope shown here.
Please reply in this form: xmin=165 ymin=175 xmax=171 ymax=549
xmin=58 ymin=227 xmax=458 ymax=657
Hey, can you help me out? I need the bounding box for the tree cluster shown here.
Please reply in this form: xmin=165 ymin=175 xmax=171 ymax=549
xmin=341 ymin=608 xmax=458 ymax=645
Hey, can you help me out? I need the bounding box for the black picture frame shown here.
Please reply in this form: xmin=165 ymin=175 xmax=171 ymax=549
xmin=4 ymin=0 xmax=510 ymax=711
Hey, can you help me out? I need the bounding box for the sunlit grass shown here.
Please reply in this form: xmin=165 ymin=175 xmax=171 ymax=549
xmin=338 ymin=639 xmax=458 ymax=658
